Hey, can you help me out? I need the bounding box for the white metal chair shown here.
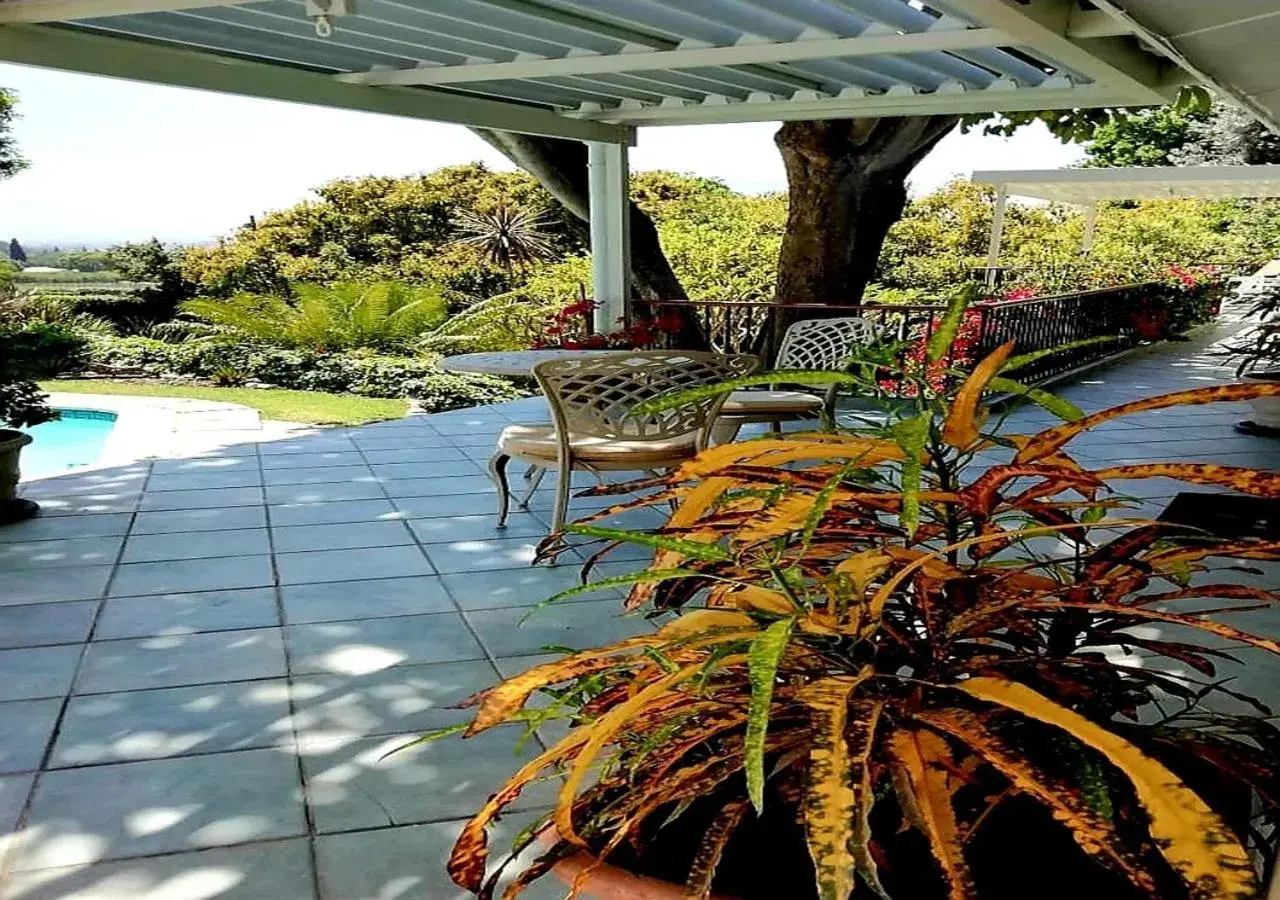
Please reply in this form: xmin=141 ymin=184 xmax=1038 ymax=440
xmin=489 ymin=351 xmax=760 ymax=532
xmin=713 ymin=316 xmax=878 ymax=441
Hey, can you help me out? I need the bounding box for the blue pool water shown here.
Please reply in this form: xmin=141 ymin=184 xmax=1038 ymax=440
xmin=19 ymin=409 xmax=118 ymax=478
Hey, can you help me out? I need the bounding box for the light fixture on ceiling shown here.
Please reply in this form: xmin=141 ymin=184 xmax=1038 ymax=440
xmin=304 ymin=0 xmax=354 ymax=38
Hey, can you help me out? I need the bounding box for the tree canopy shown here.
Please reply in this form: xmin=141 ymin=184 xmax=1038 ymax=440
xmin=0 ymin=88 xmax=26 ymax=182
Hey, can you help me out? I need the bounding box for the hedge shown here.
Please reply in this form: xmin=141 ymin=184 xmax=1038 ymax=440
xmin=81 ymin=337 xmax=526 ymax=413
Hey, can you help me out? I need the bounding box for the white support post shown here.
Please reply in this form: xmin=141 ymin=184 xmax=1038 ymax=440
xmin=1081 ymin=203 xmax=1099 ymax=254
xmin=985 ymin=185 xmax=1008 ymax=288
xmin=588 ymin=141 xmax=631 ymax=334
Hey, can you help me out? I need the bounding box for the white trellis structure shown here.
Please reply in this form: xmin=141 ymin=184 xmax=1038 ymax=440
xmin=972 ymin=164 xmax=1280 ymax=283
xmin=2 ymin=0 xmax=1279 ymax=324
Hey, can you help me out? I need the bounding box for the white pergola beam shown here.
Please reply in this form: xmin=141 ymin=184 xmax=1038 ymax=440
xmin=571 ymin=82 xmax=1140 ymax=126
xmin=338 ymin=27 xmax=1014 ymax=87
xmin=937 ymin=0 xmax=1169 ymax=104
xmin=0 ymin=0 xmax=246 ymax=23
xmin=1066 ymin=8 xmax=1131 ymax=40
xmin=0 ymin=24 xmax=632 ymax=144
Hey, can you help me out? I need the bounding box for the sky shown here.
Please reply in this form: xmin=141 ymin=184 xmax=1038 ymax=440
xmin=0 ymin=62 xmax=1085 ymax=247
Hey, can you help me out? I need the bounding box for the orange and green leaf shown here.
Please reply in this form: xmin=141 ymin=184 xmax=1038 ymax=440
xmin=942 ymin=341 xmax=1016 ymax=448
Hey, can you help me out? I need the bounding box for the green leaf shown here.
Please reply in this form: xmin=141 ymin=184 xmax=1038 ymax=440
xmin=988 ymin=376 xmax=1084 ymax=423
xmin=1000 ymin=336 xmax=1123 ymax=376
xmin=521 ymin=567 xmax=705 ymax=623
xmin=926 ymin=285 xmax=977 ymax=363
xmin=891 ymin=415 xmax=930 ymax=538
xmin=1174 ymin=85 xmax=1212 ymax=117
xmin=377 ymin=723 xmax=468 ymax=761
xmin=627 ymin=371 xmax=859 ymax=417
xmin=1080 ymin=506 xmax=1108 ymax=524
xmin=746 ymin=617 xmax=796 ymax=814
xmin=563 ymin=524 xmax=730 ymax=561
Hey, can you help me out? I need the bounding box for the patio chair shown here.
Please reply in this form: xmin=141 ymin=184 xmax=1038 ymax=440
xmin=713 ymin=315 xmax=878 ymax=441
xmin=489 ymin=351 xmax=760 ymax=532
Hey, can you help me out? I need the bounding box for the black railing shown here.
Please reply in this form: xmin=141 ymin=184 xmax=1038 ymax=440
xmin=635 ymin=281 xmax=1177 ymax=392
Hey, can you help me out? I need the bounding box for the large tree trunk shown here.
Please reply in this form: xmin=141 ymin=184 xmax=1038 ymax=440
xmin=471 ymin=129 xmax=686 ymax=302
xmin=773 ymin=116 xmax=958 ymax=307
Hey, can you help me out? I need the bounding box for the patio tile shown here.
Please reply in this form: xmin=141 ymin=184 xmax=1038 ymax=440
xmin=121 ymin=528 xmax=271 ymax=564
xmin=421 ymin=537 xmax=544 ymax=574
xmin=129 ymin=506 xmax=268 ymax=535
xmin=138 ymin=487 xmax=264 ymax=512
xmin=281 ymin=575 xmax=453 ymax=624
xmin=287 ymin=612 xmax=485 ymax=675
xmin=439 ymin=566 xmax=622 ymax=610
xmin=11 ymin=748 xmax=307 ymax=870
xmin=51 ymin=679 xmax=292 ymax=766
xmin=0 ymin=699 xmax=62 ymax=773
xmin=0 ymin=838 xmax=315 ymax=900
xmin=0 ymin=567 xmax=112 ymax=606
xmin=407 ymin=512 xmax=548 ymax=542
xmin=149 ymin=456 xmax=258 ymax=476
xmin=260 ymin=450 xmax=366 ymax=469
xmin=390 ymin=493 xmax=499 ymax=519
xmin=445 ymin=431 xmax=506 ymax=447
xmin=0 ymin=772 xmax=33 ymax=834
xmin=95 ymin=588 xmax=280 ymax=640
xmin=351 ymin=435 xmax=456 ymax=451
xmin=264 ymin=482 xmax=386 ymax=504
xmin=369 ymin=460 xmax=483 ymax=480
xmin=145 ymin=470 xmax=263 ymax=492
xmin=288 ymin=659 xmax=497 ymax=740
xmin=312 ymin=811 xmax=559 ymax=900
xmin=20 ymin=472 xmax=148 ymax=499
xmin=381 ymin=475 xmax=496 ymax=499
xmin=259 ymin=438 xmax=357 ymax=456
xmin=0 ymin=646 xmax=81 ymax=701
xmin=468 ymin=600 xmax=654 ymax=658
xmin=0 ymin=602 xmax=96 ymax=649
xmin=33 ymin=493 xmax=142 ymax=516
xmin=300 ymin=729 xmax=553 ymax=833
xmin=0 ymin=536 xmax=123 ymax=571
xmin=76 ymin=628 xmax=287 ymax=693
xmin=261 ymin=465 xmax=377 ymax=487
xmin=275 ymin=546 xmax=433 ymax=585
xmin=267 ymin=498 xmax=401 ymax=528
xmin=360 ymin=446 xmax=466 ymax=464
xmin=0 ymin=514 xmax=132 ymax=544
xmin=108 ymin=555 xmax=274 ymax=597
xmin=270 ymin=520 xmax=414 ymax=554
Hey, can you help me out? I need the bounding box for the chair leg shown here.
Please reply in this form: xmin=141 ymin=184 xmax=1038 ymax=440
xmin=710 ymin=419 xmax=743 ymax=444
xmin=519 ymin=466 xmax=546 ymax=508
xmin=522 ymin=463 xmax=539 ymax=480
xmin=488 ymin=452 xmax=512 ymax=528
xmin=551 ymin=467 xmax=572 ymax=533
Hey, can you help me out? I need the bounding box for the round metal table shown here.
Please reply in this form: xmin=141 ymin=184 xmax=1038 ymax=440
xmin=438 ymin=349 xmax=623 ymax=378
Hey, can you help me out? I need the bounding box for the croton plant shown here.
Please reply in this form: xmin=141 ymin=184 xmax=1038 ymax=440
xmin=434 ymin=297 xmax=1280 ymax=900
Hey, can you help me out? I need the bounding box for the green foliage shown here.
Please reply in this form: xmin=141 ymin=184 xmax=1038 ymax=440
xmin=0 ymin=88 xmax=26 ymax=181
xmin=452 ymin=202 xmax=560 ymax=270
xmin=83 ymin=336 xmax=524 ymax=412
xmin=7 ymin=238 xmax=26 ymax=263
xmin=1082 ymin=105 xmax=1206 ymax=168
xmin=102 ymin=239 xmax=198 ymax=331
xmin=183 ymin=280 xmax=448 ymax=352
xmin=0 ymin=322 xmax=87 ymax=428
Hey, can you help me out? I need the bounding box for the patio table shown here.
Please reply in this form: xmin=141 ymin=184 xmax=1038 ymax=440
xmin=439 ymin=348 xmax=624 ymax=378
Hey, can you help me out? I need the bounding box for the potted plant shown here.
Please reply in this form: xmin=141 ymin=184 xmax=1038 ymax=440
xmin=427 ymin=306 xmax=1280 ymax=899
xmin=1223 ymin=275 xmax=1280 ymax=434
xmin=0 ymin=322 xmax=83 ymax=523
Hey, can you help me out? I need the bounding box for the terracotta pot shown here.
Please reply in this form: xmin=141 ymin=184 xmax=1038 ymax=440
xmin=1244 ymin=372 xmax=1280 ymax=431
xmin=539 ymin=829 xmax=738 ymax=900
xmin=0 ymin=428 xmax=31 ymax=503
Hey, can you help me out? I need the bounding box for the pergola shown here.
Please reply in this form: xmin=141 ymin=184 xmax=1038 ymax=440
xmin=972 ymin=164 xmax=1280 ymax=275
xmin=1 ymin=0 xmax=1278 ymax=327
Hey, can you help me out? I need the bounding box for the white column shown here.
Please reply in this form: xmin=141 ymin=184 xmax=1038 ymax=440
xmin=588 ymin=141 xmax=631 ymax=333
xmin=1081 ymin=203 xmax=1099 ymax=254
xmin=984 ymin=184 xmax=1008 ymax=288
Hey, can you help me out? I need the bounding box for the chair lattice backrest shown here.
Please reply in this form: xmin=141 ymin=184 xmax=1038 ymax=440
xmin=776 ymin=317 xmax=878 ymax=371
xmin=534 ymin=351 xmax=760 ymax=442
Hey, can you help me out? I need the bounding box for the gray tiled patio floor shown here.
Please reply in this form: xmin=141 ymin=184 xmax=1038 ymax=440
xmin=0 ymin=324 xmax=1277 ymax=898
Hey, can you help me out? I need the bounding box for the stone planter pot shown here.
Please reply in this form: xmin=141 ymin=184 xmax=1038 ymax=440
xmin=1238 ymin=372 xmax=1280 ymax=436
xmin=0 ymin=428 xmax=38 ymax=525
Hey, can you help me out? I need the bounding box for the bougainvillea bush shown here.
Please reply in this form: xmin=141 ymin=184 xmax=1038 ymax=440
xmin=429 ymin=301 xmax=1280 ymax=900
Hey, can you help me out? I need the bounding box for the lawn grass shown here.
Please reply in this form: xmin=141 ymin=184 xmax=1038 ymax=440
xmin=39 ymin=380 xmax=408 ymax=426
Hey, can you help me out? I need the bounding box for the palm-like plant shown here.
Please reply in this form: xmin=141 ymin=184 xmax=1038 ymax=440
xmin=181 ymin=280 xmax=447 ymax=352
xmin=452 ymin=202 xmax=561 ymax=271
xmin=438 ymin=305 xmax=1280 ymax=900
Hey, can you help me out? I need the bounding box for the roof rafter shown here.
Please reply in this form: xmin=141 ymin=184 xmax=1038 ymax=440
xmin=0 ymin=0 xmax=247 ymax=23
xmin=0 ymin=23 xmax=633 ymax=143
xmin=337 ymin=26 xmax=1014 ymax=87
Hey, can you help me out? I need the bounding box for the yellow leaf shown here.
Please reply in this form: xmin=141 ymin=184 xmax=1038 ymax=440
xmin=833 ymin=550 xmax=893 ymax=597
xmin=958 ymin=677 xmax=1257 ymax=899
xmin=942 ymin=342 xmax=1016 ymax=448
xmin=657 ymin=609 xmax=757 ymax=641
xmin=709 ymin=584 xmax=797 ymax=615
xmin=887 ymin=728 xmax=975 ymax=899
xmin=1092 ymin=463 xmax=1280 ymax=498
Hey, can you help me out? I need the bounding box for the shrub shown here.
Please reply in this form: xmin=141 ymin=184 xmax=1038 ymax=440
xmin=0 ymin=323 xmax=85 ymax=427
xmin=83 ymin=336 xmax=524 ymax=413
xmin=182 ymin=280 xmax=448 ymax=352
xmin=437 ymin=328 xmax=1280 ymax=899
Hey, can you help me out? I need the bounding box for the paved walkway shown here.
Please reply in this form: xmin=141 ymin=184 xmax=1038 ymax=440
xmin=0 ymin=325 xmax=1276 ymax=899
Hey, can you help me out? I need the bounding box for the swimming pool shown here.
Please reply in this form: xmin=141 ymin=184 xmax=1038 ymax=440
xmin=19 ymin=409 xmax=119 ymax=479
